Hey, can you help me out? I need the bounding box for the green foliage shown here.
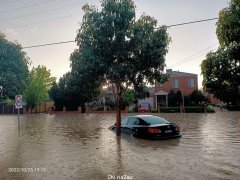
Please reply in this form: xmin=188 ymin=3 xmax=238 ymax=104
xmin=184 ymin=107 xmax=204 ymax=113
xmin=0 ymin=32 xmax=29 ymax=99
xmin=122 ymin=89 xmax=137 ymax=106
xmin=25 ymin=65 xmax=55 ymax=110
xmin=73 ymin=0 xmax=170 ymax=112
xmin=226 ymin=105 xmax=240 ymax=111
xmin=168 ymin=90 xmax=183 ymax=107
xmin=160 ymin=107 xmax=180 ymax=113
xmin=190 ymin=90 xmax=206 ymax=105
xmin=129 ymin=107 xmax=137 ymax=113
xmin=150 ymin=108 xmax=158 ymax=113
xmin=207 ymin=105 xmax=215 ymax=113
xmin=49 ymin=72 xmax=101 ymax=111
xmin=216 ymin=0 xmax=240 ymax=47
xmin=201 ymin=0 xmax=240 ymax=106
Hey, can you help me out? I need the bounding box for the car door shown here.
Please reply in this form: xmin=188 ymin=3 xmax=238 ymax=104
xmin=120 ymin=117 xmax=129 ymax=134
xmin=126 ymin=117 xmax=140 ymax=134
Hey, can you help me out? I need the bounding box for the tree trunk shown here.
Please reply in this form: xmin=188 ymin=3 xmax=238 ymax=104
xmin=116 ymin=85 xmax=121 ymax=136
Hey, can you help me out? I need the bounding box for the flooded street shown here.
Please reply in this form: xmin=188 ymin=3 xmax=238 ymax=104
xmin=0 ymin=112 xmax=240 ymax=180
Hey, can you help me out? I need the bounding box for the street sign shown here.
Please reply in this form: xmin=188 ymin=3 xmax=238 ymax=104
xmin=15 ymin=95 xmax=22 ymax=109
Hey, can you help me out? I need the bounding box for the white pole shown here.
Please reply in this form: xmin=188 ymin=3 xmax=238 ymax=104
xmin=18 ymin=108 xmax=20 ymax=131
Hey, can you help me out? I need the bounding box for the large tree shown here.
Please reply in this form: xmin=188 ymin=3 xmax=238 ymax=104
xmin=0 ymin=32 xmax=29 ymax=99
xmin=49 ymin=70 xmax=101 ymax=111
xmin=24 ymin=65 xmax=55 ymax=111
xmin=201 ymin=0 xmax=240 ymax=106
xmin=73 ymin=0 xmax=170 ymax=135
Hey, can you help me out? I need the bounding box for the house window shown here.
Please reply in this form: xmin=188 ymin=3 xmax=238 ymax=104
xmin=172 ymin=79 xmax=179 ymax=89
xmin=189 ymin=79 xmax=194 ymax=88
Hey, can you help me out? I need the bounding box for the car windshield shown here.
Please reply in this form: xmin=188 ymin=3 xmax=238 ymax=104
xmin=141 ymin=103 xmax=149 ymax=107
xmin=140 ymin=116 xmax=169 ymax=125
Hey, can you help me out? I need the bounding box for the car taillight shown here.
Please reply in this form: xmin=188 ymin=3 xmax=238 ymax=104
xmin=176 ymin=124 xmax=180 ymax=131
xmin=148 ymin=128 xmax=161 ymax=133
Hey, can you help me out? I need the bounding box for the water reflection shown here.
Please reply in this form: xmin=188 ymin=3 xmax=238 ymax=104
xmin=0 ymin=112 xmax=239 ymax=179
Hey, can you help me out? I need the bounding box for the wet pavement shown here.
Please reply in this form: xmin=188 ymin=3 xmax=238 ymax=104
xmin=0 ymin=112 xmax=240 ymax=180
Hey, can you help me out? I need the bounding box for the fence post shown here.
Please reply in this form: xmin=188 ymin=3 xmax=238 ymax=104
xmin=78 ymin=106 xmax=82 ymax=113
xmin=180 ymin=104 xmax=183 ymax=113
xmin=204 ymin=104 xmax=207 ymax=113
xmin=125 ymin=106 xmax=129 ymax=113
xmin=157 ymin=104 xmax=160 ymax=113
xmin=63 ymin=106 xmax=66 ymax=112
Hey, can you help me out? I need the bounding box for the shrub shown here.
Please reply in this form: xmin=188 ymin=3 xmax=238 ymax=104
xmin=151 ymin=108 xmax=158 ymax=113
xmin=227 ymin=105 xmax=240 ymax=111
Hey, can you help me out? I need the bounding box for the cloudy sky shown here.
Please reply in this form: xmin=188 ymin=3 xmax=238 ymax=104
xmin=0 ymin=0 xmax=229 ymax=88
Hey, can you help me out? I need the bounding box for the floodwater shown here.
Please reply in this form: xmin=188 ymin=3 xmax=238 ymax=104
xmin=0 ymin=112 xmax=240 ymax=180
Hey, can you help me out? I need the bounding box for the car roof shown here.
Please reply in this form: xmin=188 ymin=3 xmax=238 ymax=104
xmin=127 ymin=115 xmax=154 ymax=118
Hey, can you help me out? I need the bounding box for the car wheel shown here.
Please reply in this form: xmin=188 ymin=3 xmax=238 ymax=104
xmin=132 ymin=128 xmax=139 ymax=138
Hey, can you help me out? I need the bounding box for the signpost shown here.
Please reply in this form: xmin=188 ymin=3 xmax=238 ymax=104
xmin=15 ymin=95 xmax=22 ymax=131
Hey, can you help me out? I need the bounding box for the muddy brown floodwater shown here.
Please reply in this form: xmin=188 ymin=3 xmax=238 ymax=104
xmin=0 ymin=112 xmax=240 ymax=180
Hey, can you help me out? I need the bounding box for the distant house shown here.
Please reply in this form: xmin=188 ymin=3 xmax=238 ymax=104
xmin=138 ymin=69 xmax=198 ymax=108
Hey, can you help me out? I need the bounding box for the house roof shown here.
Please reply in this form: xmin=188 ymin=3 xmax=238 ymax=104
xmin=167 ymin=70 xmax=197 ymax=77
xmin=155 ymin=90 xmax=168 ymax=95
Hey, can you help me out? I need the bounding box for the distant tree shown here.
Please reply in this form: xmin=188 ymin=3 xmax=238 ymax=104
xmin=122 ymin=89 xmax=137 ymax=106
xmin=49 ymin=71 xmax=100 ymax=111
xmin=201 ymin=0 xmax=240 ymax=106
xmin=74 ymin=0 xmax=170 ymax=135
xmin=168 ymin=90 xmax=182 ymax=107
xmin=190 ymin=90 xmax=206 ymax=105
xmin=25 ymin=65 xmax=55 ymax=111
xmin=0 ymin=32 xmax=29 ymax=99
xmin=49 ymin=81 xmax=66 ymax=111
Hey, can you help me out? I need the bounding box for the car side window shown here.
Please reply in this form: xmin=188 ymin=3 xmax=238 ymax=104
xmin=127 ymin=118 xmax=139 ymax=125
xmin=139 ymin=118 xmax=149 ymax=126
xmin=121 ymin=118 xmax=128 ymax=126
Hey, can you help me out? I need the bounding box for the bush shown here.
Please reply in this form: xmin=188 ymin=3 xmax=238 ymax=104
xmin=227 ymin=105 xmax=240 ymax=111
xmin=151 ymin=108 xmax=158 ymax=113
xmin=160 ymin=107 xmax=180 ymax=113
xmin=129 ymin=107 xmax=137 ymax=113
xmin=184 ymin=107 xmax=204 ymax=113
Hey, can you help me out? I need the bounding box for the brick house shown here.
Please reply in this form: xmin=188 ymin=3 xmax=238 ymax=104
xmin=138 ymin=69 xmax=198 ymax=108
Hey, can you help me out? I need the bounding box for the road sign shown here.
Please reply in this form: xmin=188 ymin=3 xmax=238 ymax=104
xmin=15 ymin=95 xmax=22 ymax=109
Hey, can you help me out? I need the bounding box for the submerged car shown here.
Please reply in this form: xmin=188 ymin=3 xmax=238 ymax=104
xmin=110 ymin=115 xmax=181 ymax=139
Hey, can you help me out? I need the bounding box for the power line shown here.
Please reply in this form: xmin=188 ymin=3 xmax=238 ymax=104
xmin=22 ymin=17 xmax=219 ymax=49
xmin=0 ymin=0 xmax=58 ymax=14
xmin=4 ymin=12 xmax=83 ymax=30
xmin=23 ymin=40 xmax=75 ymax=49
xmin=167 ymin=44 xmax=218 ymax=68
xmin=0 ymin=1 xmax=90 ymax=23
xmin=166 ymin=17 xmax=218 ymax=28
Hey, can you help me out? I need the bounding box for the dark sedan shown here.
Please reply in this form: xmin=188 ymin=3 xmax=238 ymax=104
xmin=110 ymin=115 xmax=182 ymax=139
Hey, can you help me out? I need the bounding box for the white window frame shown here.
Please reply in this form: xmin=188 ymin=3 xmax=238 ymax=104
xmin=172 ymin=79 xmax=179 ymax=89
xmin=189 ymin=79 xmax=194 ymax=88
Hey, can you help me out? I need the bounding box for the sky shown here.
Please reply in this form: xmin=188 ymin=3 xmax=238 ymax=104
xmin=0 ymin=0 xmax=229 ymax=88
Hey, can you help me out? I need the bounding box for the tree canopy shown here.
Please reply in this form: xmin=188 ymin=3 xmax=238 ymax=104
xmin=0 ymin=32 xmax=29 ymax=99
xmin=72 ymin=0 xmax=170 ymax=135
xmin=201 ymin=0 xmax=240 ymax=106
xmin=24 ymin=65 xmax=55 ymax=110
xmin=49 ymin=70 xmax=101 ymax=111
